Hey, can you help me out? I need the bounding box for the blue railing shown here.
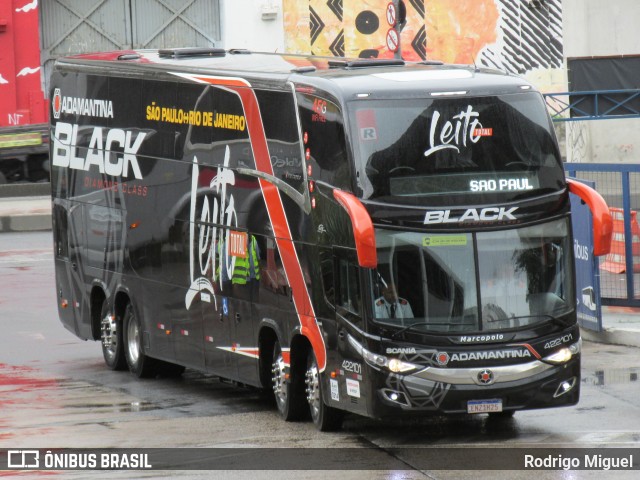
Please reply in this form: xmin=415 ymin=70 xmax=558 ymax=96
xmin=565 ymin=163 xmax=640 ymax=307
xmin=544 ymin=89 xmax=640 ymax=121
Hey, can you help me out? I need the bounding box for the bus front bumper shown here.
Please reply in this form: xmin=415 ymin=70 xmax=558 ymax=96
xmin=371 ymin=356 xmax=580 ymax=417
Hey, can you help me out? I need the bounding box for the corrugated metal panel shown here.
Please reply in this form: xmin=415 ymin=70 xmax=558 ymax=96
xmin=40 ymin=0 xmax=221 ymax=93
xmin=131 ymin=0 xmax=220 ymax=48
xmin=40 ymin=0 xmax=131 ymax=56
xmin=40 ymin=0 xmax=132 ymax=94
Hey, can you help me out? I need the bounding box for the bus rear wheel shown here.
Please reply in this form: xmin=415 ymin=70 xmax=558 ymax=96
xmin=123 ymin=304 xmax=158 ymax=378
xmin=100 ymin=301 xmax=126 ymax=370
xmin=305 ymin=350 xmax=344 ymax=431
xmin=271 ymin=341 xmax=306 ymax=421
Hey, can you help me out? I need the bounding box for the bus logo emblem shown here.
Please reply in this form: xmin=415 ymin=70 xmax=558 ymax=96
xmin=477 ymin=370 xmax=494 ymax=385
xmin=53 ymin=88 xmax=62 ymax=119
xmin=436 ymin=352 xmax=450 ymax=366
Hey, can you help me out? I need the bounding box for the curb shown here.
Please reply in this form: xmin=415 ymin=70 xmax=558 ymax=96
xmin=0 ymin=194 xmax=52 ymax=233
xmin=0 ymin=183 xmax=50 ymax=198
xmin=0 ymin=213 xmax=52 ymax=232
xmin=581 ymin=328 xmax=640 ymax=349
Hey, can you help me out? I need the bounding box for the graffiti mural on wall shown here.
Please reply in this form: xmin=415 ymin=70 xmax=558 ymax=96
xmin=284 ymin=0 xmax=563 ymax=80
xmin=484 ymin=0 xmax=563 ymax=73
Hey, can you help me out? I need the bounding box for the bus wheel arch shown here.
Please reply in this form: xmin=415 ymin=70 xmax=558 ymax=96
xmin=90 ymin=286 xmax=106 ymax=341
xmin=258 ymin=326 xmax=278 ymax=392
xmin=113 ymin=290 xmax=130 ymax=327
xmin=271 ymin=334 xmax=308 ymax=421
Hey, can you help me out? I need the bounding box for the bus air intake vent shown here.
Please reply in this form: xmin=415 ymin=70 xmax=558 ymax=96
xmin=328 ymin=59 xmax=406 ymax=69
xmin=292 ymin=66 xmax=317 ymax=73
xmin=158 ymin=47 xmax=226 ymax=59
xmin=117 ymin=54 xmax=141 ymax=61
xmin=417 ymin=59 xmax=445 ymax=66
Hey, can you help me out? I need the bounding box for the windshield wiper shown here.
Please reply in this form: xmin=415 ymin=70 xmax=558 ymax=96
xmin=505 ymin=313 xmax=569 ymax=329
xmin=390 ymin=314 xmax=568 ymax=339
xmin=391 ymin=322 xmax=436 ymax=339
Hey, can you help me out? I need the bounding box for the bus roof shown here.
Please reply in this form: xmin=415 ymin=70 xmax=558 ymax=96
xmin=57 ymin=49 xmax=537 ymax=99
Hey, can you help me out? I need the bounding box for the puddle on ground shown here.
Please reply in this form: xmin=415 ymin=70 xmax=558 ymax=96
xmin=582 ymin=368 xmax=639 ymax=386
xmin=64 ymin=401 xmax=161 ymax=413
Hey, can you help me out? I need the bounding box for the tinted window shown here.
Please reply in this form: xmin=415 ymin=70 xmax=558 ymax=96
xmin=350 ymin=92 xmax=564 ymax=206
xmin=256 ymin=89 xmax=305 ymax=194
xmin=370 ymin=218 xmax=573 ymax=333
xmin=338 ymin=257 xmax=361 ymax=315
xmin=297 ymin=93 xmax=351 ymax=190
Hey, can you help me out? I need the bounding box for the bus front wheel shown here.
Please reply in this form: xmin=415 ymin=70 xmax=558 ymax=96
xmin=305 ymin=350 xmax=344 ymax=431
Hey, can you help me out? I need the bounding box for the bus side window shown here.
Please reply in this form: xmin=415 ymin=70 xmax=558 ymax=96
xmin=262 ymin=236 xmax=289 ymax=297
xmin=296 ymin=93 xmax=350 ymax=190
xmin=318 ymin=247 xmax=335 ymax=306
xmin=255 ymin=89 xmax=305 ymax=194
xmin=337 ymin=256 xmax=361 ymax=316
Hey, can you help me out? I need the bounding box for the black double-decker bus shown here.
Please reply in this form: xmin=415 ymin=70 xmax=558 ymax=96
xmin=50 ymin=49 xmax=612 ymax=430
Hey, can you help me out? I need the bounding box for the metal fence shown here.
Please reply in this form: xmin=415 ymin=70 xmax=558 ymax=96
xmin=565 ymin=163 xmax=640 ymax=306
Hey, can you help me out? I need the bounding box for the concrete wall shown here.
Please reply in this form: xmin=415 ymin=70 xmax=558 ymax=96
xmin=564 ymin=0 xmax=640 ymax=58
xmin=563 ymin=0 xmax=640 ymax=164
xmin=220 ymin=0 xmax=285 ymax=52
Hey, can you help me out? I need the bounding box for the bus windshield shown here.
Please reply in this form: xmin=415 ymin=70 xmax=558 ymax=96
xmin=370 ymin=218 xmax=574 ymax=333
xmin=349 ymin=92 xmax=565 ymax=206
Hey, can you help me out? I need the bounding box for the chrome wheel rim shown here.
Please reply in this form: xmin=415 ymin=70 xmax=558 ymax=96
xmin=101 ymin=313 xmax=117 ymax=360
xmin=126 ymin=314 xmax=140 ymax=364
xmin=305 ymin=357 xmax=321 ymax=421
xmin=272 ymin=348 xmax=287 ymax=410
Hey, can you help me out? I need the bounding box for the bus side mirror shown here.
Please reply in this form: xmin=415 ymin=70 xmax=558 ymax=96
xmin=567 ymin=179 xmax=613 ymax=256
xmin=333 ymin=190 xmax=377 ymax=268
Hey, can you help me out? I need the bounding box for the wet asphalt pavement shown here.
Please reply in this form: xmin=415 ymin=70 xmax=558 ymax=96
xmin=1 ymin=231 xmax=639 ymax=479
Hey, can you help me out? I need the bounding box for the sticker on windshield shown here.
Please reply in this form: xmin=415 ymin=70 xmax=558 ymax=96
xmin=423 ymin=235 xmax=468 ymax=247
xmin=357 ymin=109 xmax=378 ymax=141
xmin=424 ymin=105 xmax=485 ymax=158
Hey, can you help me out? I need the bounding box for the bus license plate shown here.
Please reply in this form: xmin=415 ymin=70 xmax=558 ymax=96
xmin=467 ymin=399 xmax=502 ymax=414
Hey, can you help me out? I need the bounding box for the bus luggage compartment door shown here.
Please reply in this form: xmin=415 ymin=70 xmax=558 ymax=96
xmin=52 ymin=200 xmax=87 ymax=337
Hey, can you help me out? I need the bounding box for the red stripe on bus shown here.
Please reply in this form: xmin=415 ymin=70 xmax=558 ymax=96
xmin=514 ymin=343 xmax=541 ymax=360
xmin=181 ymin=74 xmax=327 ymax=371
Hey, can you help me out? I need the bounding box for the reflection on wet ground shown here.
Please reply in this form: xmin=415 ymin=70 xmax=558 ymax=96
xmin=64 ymin=401 xmax=162 ymax=413
xmin=0 ymin=361 xmax=277 ymax=447
xmin=3 ymin=351 xmax=640 ymax=463
xmin=583 ymin=367 xmax=639 ymax=386
xmin=344 ymin=411 xmax=521 ymax=446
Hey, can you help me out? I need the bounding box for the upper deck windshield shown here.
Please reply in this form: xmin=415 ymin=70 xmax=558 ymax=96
xmin=370 ymin=218 xmax=574 ymax=333
xmin=349 ymin=92 xmax=564 ymax=206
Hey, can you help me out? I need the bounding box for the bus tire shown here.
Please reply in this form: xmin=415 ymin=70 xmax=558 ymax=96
xmin=272 ymin=340 xmax=306 ymax=421
xmin=306 ymin=349 xmax=344 ymax=431
xmin=100 ymin=300 xmax=126 ymax=370
xmin=123 ymin=304 xmax=157 ymax=378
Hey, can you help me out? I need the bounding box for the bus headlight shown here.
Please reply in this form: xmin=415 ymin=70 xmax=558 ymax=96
xmin=361 ymin=348 xmax=387 ymax=368
xmin=543 ymin=340 xmax=581 ymax=365
xmin=348 ymin=334 xmax=421 ymax=374
xmin=387 ymin=358 xmax=420 ymax=373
